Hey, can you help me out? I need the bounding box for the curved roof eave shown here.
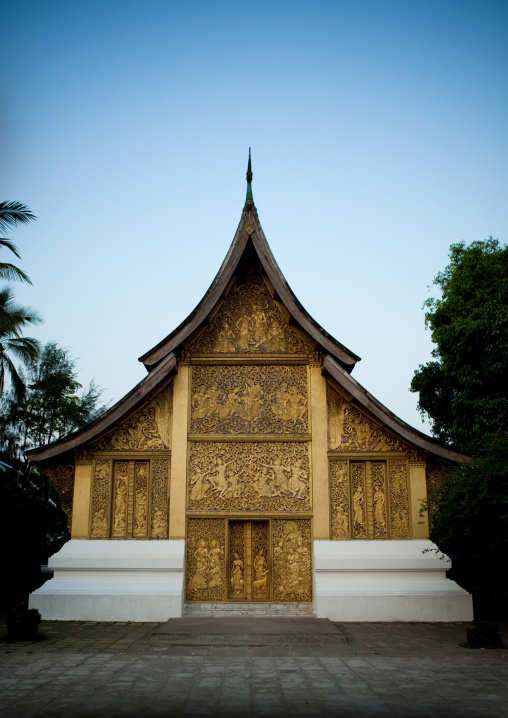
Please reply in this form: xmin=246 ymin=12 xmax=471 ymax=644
xmin=26 ymin=352 xmax=177 ymax=462
xmin=322 ymin=354 xmax=471 ymax=463
xmin=139 ymin=207 xmax=360 ymax=371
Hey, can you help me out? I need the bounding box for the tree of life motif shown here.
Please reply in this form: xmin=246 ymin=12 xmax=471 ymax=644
xmin=90 ymin=460 xmax=111 ymax=538
xmin=190 ymin=365 xmax=308 ymax=435
xmin=190 ymin=265 xmax=309 ymax=355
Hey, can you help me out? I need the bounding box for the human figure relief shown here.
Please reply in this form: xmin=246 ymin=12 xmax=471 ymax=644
xmin=374 ymin=488 xmax=386 ymax=524
xmin=210 ymin=458 xmax=235 ymax=498
xmin=253 ymin=549 xmax=268 ymax=594
xmin=208 ymin=539 xmax=224 ymax=589
xmin=243 ymin=378 xmax=263 ymax=423
xmin=189 ymin=467 xmax=211 ymax=502
xmin=230 ymin=552 xmax=244 ymax=595
xmin=274 ymin=382 xmax=290 ymax=418
xmin=224 ymin=462 xmax=244 ymax=499
xmin=254 ymin=466 xmax=277 ymax=498
xmin=134 ymin=485 xmax=147 ymax=531
xmin=236 ymin=309 xmax=252 ymax=352
xmin=287 ymin=460 xmax=307 ymax=498
xmin=114 ymin=481 xmax=127 ymax=532
xmin=191 ymin=385 xmax=208 ymax=420
xmin=251 ymin=307 xmax=267 ymax=348
xmin=188 ymin=539 xmax=209 ymax=590
xmin=287 ymin=386 xmax=307 ymax=421
xmin=353 ymin=486 xmax=364 ymax=524
xmin=260 ymin=458 xmax=288 ymax=494
xmin=151 ymin=508 xmax=166 ymax=538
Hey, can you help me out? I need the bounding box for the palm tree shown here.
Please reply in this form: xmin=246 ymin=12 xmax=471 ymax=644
xmin=0 ymin=287 xmax=41 ymax=399
xmin=0 ymin=201 xmax=37 ymax=284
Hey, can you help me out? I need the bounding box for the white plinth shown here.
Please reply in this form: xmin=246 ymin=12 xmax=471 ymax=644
xmin=30 ymin=540 xmax=185 ymax=622
xmin=314 ymin=540 xmax=473 ymax=622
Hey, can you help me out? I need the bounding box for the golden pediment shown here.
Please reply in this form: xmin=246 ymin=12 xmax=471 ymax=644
xmin=91 ymin=385 xmax=172 ymax=452
xmin=190 ymin=266 xmax=309 ymax=355
xmin=327 ymin=387 xmax=410 ymax=453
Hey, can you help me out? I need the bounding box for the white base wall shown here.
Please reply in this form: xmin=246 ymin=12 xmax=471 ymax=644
xmin=29 ymin=540 xmax=185 ymax=622
xmin=314 ymin=540 xmax=473 ymax=622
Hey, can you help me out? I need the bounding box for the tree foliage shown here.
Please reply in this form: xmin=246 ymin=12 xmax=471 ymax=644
xmin=411 ymin=238 xmax=508 ymax=455
xmin=0 ymin=201 xmax=36 ymax=284
xmin=0 ymin=342 xmax=106 ymax=605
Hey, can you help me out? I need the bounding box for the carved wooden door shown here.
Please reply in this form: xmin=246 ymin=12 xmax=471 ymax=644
xmin=228 ymin=520 xmax=271 ymax=601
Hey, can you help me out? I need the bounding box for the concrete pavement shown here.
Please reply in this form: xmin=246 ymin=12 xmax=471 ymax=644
xmin=1 ymin=617 xmax=508 ymax=717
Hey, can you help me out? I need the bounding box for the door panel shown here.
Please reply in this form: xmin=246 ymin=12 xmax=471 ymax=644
xmin=228 ymin=520 xmax=270 ymax=601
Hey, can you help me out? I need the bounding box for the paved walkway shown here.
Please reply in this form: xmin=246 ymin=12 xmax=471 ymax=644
xmin=1 ymin=618 xmax=508 ymax=717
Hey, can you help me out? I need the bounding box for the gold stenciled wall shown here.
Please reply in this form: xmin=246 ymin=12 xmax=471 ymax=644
xmin=328 ymin=386 xmax=415 ymax=540
xmin=86 ymin=384 xmax=172 ymax=540
xmin=184 ymin=262 xmax=314 ymax=602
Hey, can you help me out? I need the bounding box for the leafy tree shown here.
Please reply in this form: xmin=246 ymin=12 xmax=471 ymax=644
xmin=0 ymin=287 xmax=41 ymax=398
xmin=411 ymin=238 xmax=508 ymax=455
xmin=0 ymin=201 xmax=36 ymax=284
xmin=0 ymin=342 xmax=106 ymax=606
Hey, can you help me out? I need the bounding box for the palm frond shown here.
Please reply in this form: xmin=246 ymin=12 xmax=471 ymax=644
xmin=0 ymin=238 xmax=22 ymax=258
xmin=0 ymin=201 xmax=37 ymax=233
xmin=2 ymin=336 xmax=41 ymax=363
xmin=0 ymin=353 xmax=26 ymax=399
xmin=0 ymin=287 xmax=42 ymax=334
xmin=0 ymin=263 xmax=32 ymax=284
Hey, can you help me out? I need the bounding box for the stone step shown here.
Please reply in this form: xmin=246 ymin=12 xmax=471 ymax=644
xmin=183 ymin=602 xmax=316 ymax=617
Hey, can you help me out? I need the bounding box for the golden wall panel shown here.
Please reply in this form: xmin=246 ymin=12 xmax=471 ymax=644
xmin=272 ymin=519 xmax=312 ymax=602
xmin=190 ymin=365 xmax=308 ymax=435
xmin=327 ymin=387 xmax=409 ymax=453
xmin=329 ymin=460 xmax=350 ymax=539
xmin=389 ymin=460 xmax=411 ymax=538
xmin=188 ymin=442 xmax=311 ymax=512
xmin=252 ymin=521 xmax=270 ymax=599
xmin=351 ymin=462 xmax=367 ymax=538
xmin=186 ymin=518 xmax=226 ymax=602
xmin=191 ymin=266 xmax=309 ymax=355
xmin=90 ymin=460 xmax=111 ymax=538
xmin=371 ymin=461 xmax=388 ymax=538
xmin=133 ymin=461 xmax=149 ymax=538
xmin=44 ymin=464 xmax=75 ymax=531
xmin=228 ymin=521 xmax=246 ymax=599
xmin=91 ymin=385 xmax=172 ymax=452
xmin=112 ymin=461 xmax=129 ymax=537
xmin=151 ymin=459 xmax=170 ymax=538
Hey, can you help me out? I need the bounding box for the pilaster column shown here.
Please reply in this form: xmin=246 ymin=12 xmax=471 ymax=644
xmin=169 ymin=364 xmax=189 ymax=539
xmin=409 ymin=461 xmax=429 ymax=538
xmin=71 ymin=460 xmax=93 ymax=538
xmin=310 ymin=364 xmax=330 ymax=539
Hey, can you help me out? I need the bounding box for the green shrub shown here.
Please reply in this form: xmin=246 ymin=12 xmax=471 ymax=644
xmin=6 ymin=602 xmax=41 ymax=640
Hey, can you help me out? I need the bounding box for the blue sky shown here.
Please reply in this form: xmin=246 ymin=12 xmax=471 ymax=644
xmin=2 ymin=0 xmax=507 ymax=433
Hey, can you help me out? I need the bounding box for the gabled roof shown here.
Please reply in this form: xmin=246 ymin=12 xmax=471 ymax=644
xmin=138 ymin=170 xmax=361 ymax=372
xmin=27 ymin=153 xmax=468 ymax=465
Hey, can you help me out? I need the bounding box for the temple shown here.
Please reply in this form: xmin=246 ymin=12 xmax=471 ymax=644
xmin=28 ymin=152 xmax=472 ymax=621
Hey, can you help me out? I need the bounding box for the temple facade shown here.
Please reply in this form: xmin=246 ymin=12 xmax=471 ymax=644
xmin=29 ymin=155 xmax=472 ymax=621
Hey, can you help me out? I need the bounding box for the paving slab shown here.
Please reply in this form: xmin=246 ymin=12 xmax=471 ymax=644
xmin=1 ymin=618 xmax=508 ymax=717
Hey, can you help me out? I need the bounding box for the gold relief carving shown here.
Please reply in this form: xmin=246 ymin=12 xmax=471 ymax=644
xmin=272 ymin=520 xmax=312 ymax=602
xmin=252 ymin=522 xmax=270 ymax=599
xmin=351 ymin=462 xmax=367 ymax=538
xmin=330 ymin=460 xmax=350 ymax=539
xmin=44 ymin=465 xmax=74 ymax=531
xmin=151 ymin=459 xmax=170 ymax=538
xmin=371 ymin=462 xmax=387 ymax=538
xmin=328 ymin=388 xmax=408 ymax=453
xmin=188 ymin=442 xmax=311 ymax=512
xmin=91 ymin=460 xmax=111 ymax=538
xmin=191 ymin=266 xmax=309 ymax=355
xmin=92 ymin=387 xmax=172 ymax=452
xmin=426 ymin=464 xmax=447 ymax=530
xmin=186 ymin=518 xmax=226 ymax=602
xmin=228 ymin=521 xmax=246 ymax=598
xmin=112 ymin=461 xmax=128 ymax=537
xmin=133 ymin=462 xmax=149 ymax=537
xmin=389 ymin=460 xmax=410 ymax=538
xmin=190 ymin=365 xmax=308 ymax=435
xmin=244 ymin=212 xmax=256 ymax=235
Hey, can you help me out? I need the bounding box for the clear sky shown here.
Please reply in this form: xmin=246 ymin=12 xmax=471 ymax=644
xmin=2 ymin=0 xmax=507 ymax=433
